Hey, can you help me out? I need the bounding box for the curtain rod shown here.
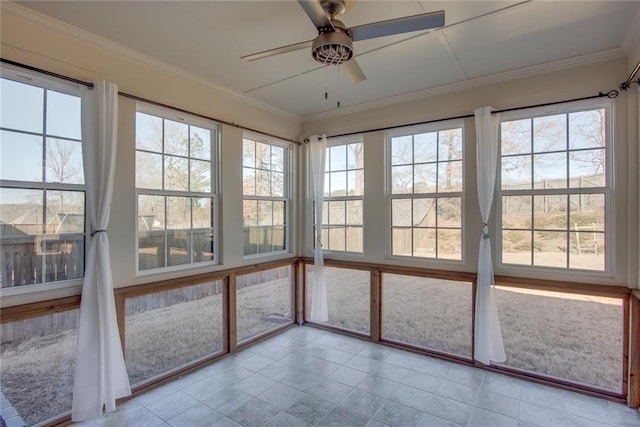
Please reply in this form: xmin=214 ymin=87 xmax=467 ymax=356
xmin=322 ymin=91 xmax=619 ymax=140
xmin=0 ymin=58 xmax=299 ymax=144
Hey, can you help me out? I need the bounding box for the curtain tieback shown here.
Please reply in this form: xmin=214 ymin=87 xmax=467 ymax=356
xmin=91 ymin=228 xmax=107 ymax=237
xmin=481 ymin=223 xmax=490 ymax=239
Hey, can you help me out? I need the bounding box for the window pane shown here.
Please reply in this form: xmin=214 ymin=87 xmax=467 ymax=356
xmin=306 ymin=266 xmax=369 ymax=334
xmin=533 ymin=195 xmax=567 ymax=230
xmin=437 ymin=197 xmax=461 ymax=228
xmin=382 ymin=274 xmax=472 ymax=357
xmin=570 ymin=193 xmax=604 ymax=232
xmin=243 ymin=200 xmax=258 ymax=226
xmin=256 ymin=170 xmax=271 ymax=197
xmin=256 ymin=142 xmax=270 ymax=169
xmin=138 ymin=195 xmax=165 ymax=270
xmin=391 ymin=135 xmax=413 ymax=165
xmin=392 ymin=165 xmax=413 ymax=194
xmin=46 ymin=90 xmax=81 ymax=140
xmin=243 ymin=167 xmax=256 ymax=196
xmin=272 ymin=226 xmax=285 ymax=251
xmin=193 ymin=198 xmax=214 ymax=262
xmin=569 ymin=110 xmax=605 ymax=150
xmin=243 ymin=139 xmax=256 ymax=167
xmin=413 ymin=198 xmax=435 ymax=227
xmin=0 ymin=78 xmax=43 ymax=133
xmin=136 ymin=151 xmax=163 ymax=189
xmin=167 ymin=196 xmax=191 ymax=229
xmin=46 ymin=191 xmax=84 ymax=233
xmin=329 ymin=171 xmax=347 ymax=196
xmin=533 ymin=114 xmax=566 ymax=153
xmin=190 ymin=126 xmax=211 ymax=160
xmin=45 ymin=191 xmax=85 ymax=282
xmin=533 ymin=231 xmax=567 ymax=268
xmin=533 ymin=152 xmax=566 ymax=188
xmin=165 ymin=155 xmax=189 ymax=192
xmin=496 ymin=286 xmax=623 ymax=391
xmin=414 ymin=132 xmax=437 ymax=163
xmin=501 ymin=155 xmax=531 ymax=190
xmin=190 ymin=159 xmax=211 ymax=192
xmin=46 ymin=138 xmax=84 ymax=184
xmin=258 ymin=200 xmax=273 ymax=226
xmin=502 ymin=230 xmax=531 ymax=265
xmin=168 ymin=229 xmax=191 ymax=267
xmin=501 ymin=119 xmax=531 ymax=155
xmin=346 ymin=170 xmax=362 ymax=196
xmin=392 ymin=199 xmax=411 ymax=227
xmin=346 ymin=200 xmax=362 ymax=225
xmin=438 ymin=128 xmax=462 ymax=161
xmin=135 ymin=112 xmax=163 ymax=152
xmin=438 ymin=229 xmax=461 ymax=260
xmin=273 ymin=201 xmax=285 ymax=226
xmin=237 ymin=266 xmax=292 ymax=343
xmin=502 ymin=196 xmax=531 ymax=229
xmin=414 ymin=163 xmax=437 ymax=193
xmin=330 ymin=144 xmax=347 ymax=171
xmin=437 ymin=160 xmax=462 ymax=192
xmin=413 ymin=228 xmax=436 ymax=257
xmin=271 ymin=145 xmax=284 ymax=172
xmin=125 ymin=281 xmax=224 ymax=384
xmin=347 ymin=143 xmax=363 ymax=169
xmin=570 ymin=232 xmax=604 ymax=270
xmin=1 ymin=309 xmax=78 ymax=426
xmin=328 ymin=201 xmax=345 ymax=225
xmin=328 ymin=226 xmax=346 ymax=251
xmin=346 ymin=227 xmax=363 ymax=252
xmin=569 ymin=149 xmax=605 ymax=188
xmin=392 ymin=228 xmax=411 ymax=256
xmin=164 ymin=119 xmax=188 ymax=157
xmin=1 ymin=130 xmax=42 ymax=182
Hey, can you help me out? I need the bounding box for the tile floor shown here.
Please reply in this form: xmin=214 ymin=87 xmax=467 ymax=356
xmin=74 ymin=326 xmax=640 ymax=427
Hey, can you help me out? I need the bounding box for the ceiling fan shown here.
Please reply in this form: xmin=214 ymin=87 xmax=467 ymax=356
xmin=242 ymin=0 xmax=445 ymax=84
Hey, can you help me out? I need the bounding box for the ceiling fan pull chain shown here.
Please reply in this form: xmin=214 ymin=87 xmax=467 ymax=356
xmin=337 ymin=65 xmax=341 ymax=108
xmin=324 ymin=65 xmax=328 ymax=99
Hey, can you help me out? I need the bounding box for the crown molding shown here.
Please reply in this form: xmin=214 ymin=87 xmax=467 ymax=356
xmin=0 ymin=1 xmax=301 ymax=122
xmin=303 ymin=47 xmax=626 ymax=123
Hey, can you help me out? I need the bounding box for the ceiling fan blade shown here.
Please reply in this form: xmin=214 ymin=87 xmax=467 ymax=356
xmin=241 ymin=40 xmax=313 ymax=61
xmin=341 ymin=58 xmax=366 ymax=84
xmin=298 ymin=0 xmax=334 ymax=31
xmin=350 ymin=10 xmax=445 ymax=41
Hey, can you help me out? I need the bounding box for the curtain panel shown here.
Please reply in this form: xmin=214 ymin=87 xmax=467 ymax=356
xmin=309 ymin=135 xmax=329 ymax=322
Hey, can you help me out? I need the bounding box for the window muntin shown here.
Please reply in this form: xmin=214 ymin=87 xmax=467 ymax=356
xmin=242 ymin=136 xmax=289 ymax=256
xmin=135 ymin=109 xmax=217 ymax=272
xmin=389 ymin=127 xmax=463 ymax=260
xmin=498 ymin=104 xmax=609 ymax=271
xmin=314 ymin=141 xmax=364 ymax=253
xmin=0 ymin=75 xmax=85 ymax=288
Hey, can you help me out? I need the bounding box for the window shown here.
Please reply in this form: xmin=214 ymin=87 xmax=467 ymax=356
xmin=0 ymin=73 xmax=85 ymax=288
xmin=242 ymin=136 xmax=289 ymax=256
xmin=498 ymin=103 xmax=610 ymax=271
xmin=389 ymin=126 xmax=463 ymax=260
xmin=314 ymin=141 xmax=364 ymax=253
xmin=135 ymin=108 xmax=217 ymax=271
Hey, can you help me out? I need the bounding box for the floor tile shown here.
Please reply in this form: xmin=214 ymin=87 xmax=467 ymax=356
xmin=343 ymin=355 xmax=383 ymax=373
xmin=264 ymin=412 xmax=312 ymax=427
xmin=373 ymin=400 xmax=424 ymax=427
xmin=436 ymin=379 xmax=480 ymax=405
xmin=329 ymin=366 xmax=368 ymax=387
xmin=480 ymin=373 xmax=523 ymax=399
xmin=356 ymin=374 xmax=400 ymax=398
xmin=371 ymin=362 xmax=411 ymax=382
xmin=389 ymin=384 xmax=434 ymax=411
xmin=519 ymin=401 xmax=569 ymax=427
xmin=417 ymin=412 xmax=462 ymax=427
xmin=96 ymin=407 xmax=165 ymax=427
xmin=317 ymin=407 xmax=370 ymax=427
xmin=520 ymin=383 xmax=567 ymax=412
xmin=237 ymin=354 xmax=276 ymax=372
xmin=402 ymin=371 xmax=442 ymax=393
xmin=308 ymin=378 xmax=353 ymax=404
xmin=475 ymin=390 xmax=520 ymax=419
xmin=166 ymin=403 xmax=223 ymax=427
xmin=445 ymin=366 xmax=485 ymax=390
xmin=258 ymin=361 xmax=306 ymax=382
xmin=257 ymin=383 xmax=307 ymax=410
xmin=226 ymin=398 xmax=280 ymax=426
xmin=233 ymin=373 xmax=278 ymax=397
xmin=210 ymin=419 xmax=243 ymax=427
xmin=468 ymin=407 xmax=518 ymax=427
xmin=203 ymin=389 xmax=254 ymax=416
xmin=412 ymin=358 xmax=453 ymax=378
xmin=425 ymin=395 xmax=474 ymax=426
xmin=339 ymin=389 xmax=387 ymax=418
xmin=146 ymin=391 xmax=199 ymax=421
xmin=567 ymin=414 xmax=612 ymax=427
xmin=285 ymin=395 xmax=335 ymax=425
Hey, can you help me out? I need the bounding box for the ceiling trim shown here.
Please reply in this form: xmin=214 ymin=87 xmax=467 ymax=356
xmin=0 ymin=1 xmax=301 ymax=122
xmin=302 ymin=47 xmax=626 ymax=122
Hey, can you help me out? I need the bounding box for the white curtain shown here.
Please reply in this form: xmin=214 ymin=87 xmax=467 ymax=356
xmin=72 ymin=81 xmax=131 ymax=421
xmin=474 ymin=106 xmax=506 ymax=365
xmin=309 ymin=135 xmax=328 ymax=322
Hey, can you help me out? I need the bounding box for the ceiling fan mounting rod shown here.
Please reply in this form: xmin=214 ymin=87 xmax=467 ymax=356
xmin=321 ymin=0 xmax=346 ymax=19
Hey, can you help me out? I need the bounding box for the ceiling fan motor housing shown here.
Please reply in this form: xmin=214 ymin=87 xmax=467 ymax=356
xmin=312 ymin=24 xmax=353 ymax=65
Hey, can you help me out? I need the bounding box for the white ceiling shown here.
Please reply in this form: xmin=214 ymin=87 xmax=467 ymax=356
xmin=15 ymin=1 xmax=640 ymax=118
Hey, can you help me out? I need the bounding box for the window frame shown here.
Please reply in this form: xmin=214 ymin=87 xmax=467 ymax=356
xmin=495 ymin=99 xmax=614 ymax=277
xmin=242 ymin=132 xmax=291 ymax=259
xmin=134 ymin=103 xmax=220 ymax=275
xmin=385 ymin=121 xmax=466 ymax=263
xmin=312 ymin=136 xmax=365 ymax=255
xmin=0 ymin=66 xmax=87 ymax=296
